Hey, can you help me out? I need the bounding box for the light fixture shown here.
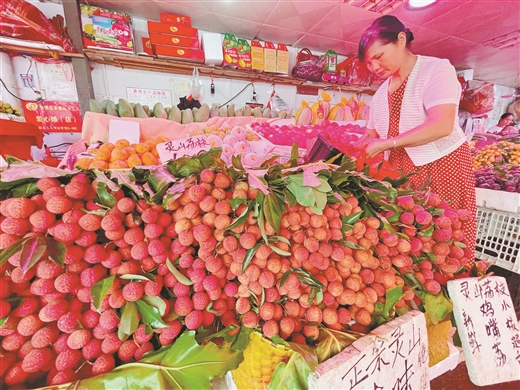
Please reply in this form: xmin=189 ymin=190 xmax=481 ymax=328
xmin=408 ymin=0 xmax=437 ymax=8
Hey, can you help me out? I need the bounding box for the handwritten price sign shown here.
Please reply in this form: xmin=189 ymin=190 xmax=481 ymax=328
xmin=156 ymin=136 xmax=212 ymax=163
xmin=448 ymin=276 xmax=520 ymax=386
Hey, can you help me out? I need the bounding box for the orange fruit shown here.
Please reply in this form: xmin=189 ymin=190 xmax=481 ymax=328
xmin=92 ymin=148 xmax=111 ymax=162
xmin=99 ymin=143 xmax=115 ymax=153
xmin=126 ymin=154 xmax=142 ymax=168
xmin=157 ymin=136 xmax=169 ymax=143
xmin=115 ymin=139 xmax=130 ymax=148
xmin=124 ymin=146 xmax=137 ymax=156
xmin=90 ymin=160 xmax=109 ymax=170
xmin=142 ymin=152 xmax=158 ymax=166
xmin=135 ymin=143 xmax=150 ymax=154
xmin=144 ymin=139 xmax=157 ymax=148
xmin=75 ymin=157 xmax=93 ymax=169
xmin=110 ymin=148 xmax=129 ymax=162
xmin=109 ymin=160 xmax=129 ymax=169
xmin=151 ymin=148 xmax=160 ymax=158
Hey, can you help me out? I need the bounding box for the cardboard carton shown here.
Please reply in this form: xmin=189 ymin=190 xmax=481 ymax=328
xmin=153 ymin=44 xmax=204 ymax=63
xmin=147 ymin=21 xmax=198 ymax=38
xmin=149 ymin=32 xmax=199 ymax=49
xmin=324 ymin=50 xmax=338 ymax=73
xmin=222 ymin=33 xmax=239 ymax=68
xmin=264 ymin=41 xmax=277 ymax=73
xmin=251 ymin=40 xmax=264 ymax=71
xmin=159 ymin=13 xmax=191 ymax=26
xmin=142 ymin=37 xmax=153 ymax=55
xmin=202 ymin=32 xmax=224 ymax=66
xmin=237 ymin=38 xmax=252 ymax=70
xmin=276 ymin=43 xmax=289 ymax=74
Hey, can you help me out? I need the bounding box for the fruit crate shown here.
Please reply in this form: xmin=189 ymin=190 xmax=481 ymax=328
xmin=475 ymin=188 xmax=520 ymax=213
xmin=475 ymin=206 xmax=520 ymax=273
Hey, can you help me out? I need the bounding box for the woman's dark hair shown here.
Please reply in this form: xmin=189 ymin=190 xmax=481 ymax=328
xmin=500 ymin=112 xmax=514 ymax=120
xmin=358 ymin=15 xmax=414 ymax=61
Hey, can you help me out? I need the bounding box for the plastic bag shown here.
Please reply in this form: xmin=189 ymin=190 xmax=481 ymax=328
xmin=508 ymin=100 xmax=520 ymax=121
xmin=459 ymin=80 xmax=495 ymax=116
xmin=337 ymin=56 xmax=372 ymax=87
xmin=0 ymin=0 xmax=74 ymax=52
xmin=188 ymin=67 xmax=204 ymax=101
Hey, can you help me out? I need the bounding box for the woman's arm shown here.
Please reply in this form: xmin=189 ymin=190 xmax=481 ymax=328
xmin=365 ymin=103 xmax=457 ymax=157
xmin=354 ymin=128 xmax=379 ymax=148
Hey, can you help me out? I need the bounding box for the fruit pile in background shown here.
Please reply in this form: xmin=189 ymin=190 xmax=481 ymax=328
xmin=0 ymin=100 xmax=23 ymax=117
xmin=0 ymin=151 xmax=474 ymax=387
xmin=189 ymin=125 xmax=262 ymax=166
xmin=474 ymin=164 xmax=520 ymax=192
xmin=471 ymin=141 xmax=520 ymax=169
xmin=294 ymin=94 xmax=368 ymax=125
xmin=74 ymin=137 xmax=167 ymax=170
xmin=89 ymin=98 xmax=288 ymax=124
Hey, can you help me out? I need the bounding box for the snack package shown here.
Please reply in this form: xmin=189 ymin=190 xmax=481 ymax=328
xmin=459 ymin=80 xmax=495 ymax=116
xmin=0 ymin=0 xmax=74 ymax=51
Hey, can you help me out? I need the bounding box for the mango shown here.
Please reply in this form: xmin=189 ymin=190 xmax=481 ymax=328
xmin=219 ymin=107 xmax=228 ymax=117
xmin=235 ymin=107 xmax=244 ymax=117
xmin=198 ymin=103 xmax=210 ymax=122
xmin=262 ymin=108 xmax=271 ymax=118
xmin=105 ymin=100 xmax=118 ymax=117
xmin=192 ymin=107 xmax=200 ymax=122
xmin=142 ymin=105 xmax=151 ymax=117
xmin=227 ymin=104 xmax=236 ymax=117
xmin=279 ymin=110 xmax=287 ymax=119
xmin=270 ymin=109 xmax=278 ymax=119
xmin=153 ymin=102 xmax=168 ymax=119
xmin=134 ymin=103 xmax=148 ymax=118
xmin=181 ymin=109 xmax=194 ymax=124
xmin=252 ymin=107 xmax=262 ymax=118
xmin=210 ymin=105 xmax=220 ymax=118
xmin=165 ymin=107 xmax=171 ymax=115
xmin=89 ymin=99 xmax=104 ymax=113
xmin=118 ymin=98 xmax=134 ymax=117
xmin=168 ymin=106 xmax=182 ymax=123
xmin=244 ymin=105 xmax=252 ymax=116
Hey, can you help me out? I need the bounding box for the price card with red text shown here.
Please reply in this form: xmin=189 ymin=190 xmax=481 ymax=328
xmin=156 ymin=136 xmax=211 ymax=163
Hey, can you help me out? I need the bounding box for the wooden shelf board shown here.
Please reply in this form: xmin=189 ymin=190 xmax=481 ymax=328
xmin=0 ymin=42 xmax=83 ymax=58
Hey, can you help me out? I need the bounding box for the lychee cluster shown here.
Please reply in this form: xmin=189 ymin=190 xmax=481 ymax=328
xmin=0 ymin=168 xmax=474 ymax=387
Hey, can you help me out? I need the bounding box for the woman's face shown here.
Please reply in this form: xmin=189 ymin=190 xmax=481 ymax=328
xmin=498 ymin=115 xmax=514 ymax=126
xmin=364 ymin=33 xmax=407 ymax=78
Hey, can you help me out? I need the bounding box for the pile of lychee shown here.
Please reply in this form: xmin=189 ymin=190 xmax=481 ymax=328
xmin=0 ymin=168 xmax=473 ymax=387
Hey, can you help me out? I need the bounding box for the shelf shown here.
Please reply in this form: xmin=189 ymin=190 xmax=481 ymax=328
xmin=83 ymin=48 xmax=377 ymax=95
xmin=0 ymin=41 xmax=84 ymax=59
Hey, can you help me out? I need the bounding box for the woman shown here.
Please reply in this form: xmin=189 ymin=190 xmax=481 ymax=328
xmin=355 ymin=15 xmax=476 ymax=260
xmin=487 ymin=112 xmax=514 ymax=134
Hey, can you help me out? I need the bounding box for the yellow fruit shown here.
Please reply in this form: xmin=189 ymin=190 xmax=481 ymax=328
xmin=110 ymin=148 xmax=129 ymax=162
xmin=157 ymin=136 xmax=169 ymax=143
xmin=100 ymin=143 xmax=115 ymax=153
xmin=115 ymin=139 xmax=130 ymax=148
xmin=90 ymin=160 xmax=109 ymax=170
xmin=135 ymin=143 xmax=150 ymax=154
xmin=127 ymin=154 xmax=142 ymax=168
xmin=75 ymin=157 xmax=93 ymax=169
xmin=144 ymin=139 xmax=157 ymax=148
xmin=124 ymin=146 xmax=137 ymax=156
xmin=151 ymin=148 xmax=159 ymax=158
xmin=109 ymin=160 xmax=129 ymax=169
xmin=142 ymin=152 xmax=158 ymax=166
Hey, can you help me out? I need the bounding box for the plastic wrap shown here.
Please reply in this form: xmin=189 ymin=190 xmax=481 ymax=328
xmin=459 ymin=80 xmax=495 ymax=116
xmin=0 ymin=0 xmax=74 ymax=52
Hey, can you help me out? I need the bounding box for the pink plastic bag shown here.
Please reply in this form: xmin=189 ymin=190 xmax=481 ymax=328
xmin=459 ymin=80 xmax=495 ymax=115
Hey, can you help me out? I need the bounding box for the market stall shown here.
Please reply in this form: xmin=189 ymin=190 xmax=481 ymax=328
xmin=1 ymin=0 xmax=519 ymax=389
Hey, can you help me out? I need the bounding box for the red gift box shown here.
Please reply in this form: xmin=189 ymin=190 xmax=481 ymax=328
xmin=149 ymin=32 xmax=199 ymax=49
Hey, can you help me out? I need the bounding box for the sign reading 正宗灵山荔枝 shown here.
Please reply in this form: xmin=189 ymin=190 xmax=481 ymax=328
xmin=309 ymin=310 xmax=430 ymax=390
xmin=448 ymin=276 xmax=520 ymax=386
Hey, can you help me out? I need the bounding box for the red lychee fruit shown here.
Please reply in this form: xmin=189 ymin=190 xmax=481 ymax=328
xmin=92 ymin=353 xmax=115 ymax=375
xmin=22 ymin=347 xmax=54 ymax=373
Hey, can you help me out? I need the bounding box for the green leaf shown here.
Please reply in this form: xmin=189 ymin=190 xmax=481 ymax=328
xmin=453 ymin=241 xmax=467 ymax=248
xmin=229 ymin=196 xmax=247 ymax=211
xmin=312 ymin=188 xmax=327 ymax=212
xmin=267 ymin=351 xmax=310 ymax=390
xmin=344 ymin=211 xmax=363 ymax=225
xmin=0 ymin=316 xmax=8 ymax=327
xmin=383 ymin=286 xmax=404 ymax=319
xmin=11 ymin=182 xmax=39 ymax=198
xmin=271 ymin=335 xmax=291 ymax=347
xmin=91 ymin=276 xmax=116 ymax=313
xmin=45 ymin=238 xmax=65 ymax=266
xmin=119 ymin=274 xmax=154 ymax=282
xmin=231 ymin=326 xmax=254 ymax=352
xmin=423 ymin=290 xmax=453 ymax=325
xmin=62 ymin=330 xmax=243 ymax=390
xmin=166 ymin=259 xmax=193 ymax=286
xmin=242 ymin=243 xmax=261 ymax=273
xmin=96 ymin=182 xmax=116 ymax=208
xmin=19 ymin=236 xmax=47 ymax=273
xmin=142 ymin=295 xmax=167 ymax=316
xmin=287 ymin=343 xmax=318 ymax=372
xmin=340 ymin=240 xmax=365 ymax=251
xmin=269 ymin=244 xmax=290 ymax=257
xmin=136 ymin=300 xmax=168 ymax=329
xmin=279 ymin=270 xmax=293 ymax=289
xmin=290 ymin=142 xmax=300 ymax=165
xmin=315 ymin=328 xmax=361 ymax=364
xmin=227 ymin=201 xmax=252 ymax=230
xmin=263 ymin=192 xmax=284 ymax=233
xmin=286 ymin=181 xmax=315 ymax=207
xmin=420 ymin=225 xmax=434 ymax=237
xmin=0 ymin=238 xmax=26 ymax=267
xmin=118 ymin=302 xmax=139 ymax=341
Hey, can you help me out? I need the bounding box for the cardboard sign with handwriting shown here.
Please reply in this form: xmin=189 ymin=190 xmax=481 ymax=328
xmin=448 ymin=276 xmax=520 ymax=386
xmin=156 ymin=136 xmax=211 ymax=163
xmin=309 ymin=310 xmax=429 ymax=390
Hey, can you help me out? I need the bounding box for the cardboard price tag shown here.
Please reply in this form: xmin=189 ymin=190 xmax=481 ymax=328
xmin=156 ymin=136 xmax=212 ymax=163
xmin=448 ymin=276 xmax=520 ymax=386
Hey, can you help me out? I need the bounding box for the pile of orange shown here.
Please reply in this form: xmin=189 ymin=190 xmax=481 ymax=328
xmin=75 ymin=136 xmax=169 ymax=170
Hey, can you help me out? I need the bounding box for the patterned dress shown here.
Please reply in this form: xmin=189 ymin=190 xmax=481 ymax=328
xmin=387 ymin=78 xmax=477 ymax=261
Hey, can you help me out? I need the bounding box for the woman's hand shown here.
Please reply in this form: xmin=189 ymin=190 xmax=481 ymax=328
xmin=366 ymin=138 xmax=392 ymax=158
xmin=353 ymin=133 xmax=369 ymax=149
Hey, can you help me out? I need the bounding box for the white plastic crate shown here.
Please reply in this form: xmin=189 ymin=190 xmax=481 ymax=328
xmin=475 ymin=206 xmax=520 ymax=273
xmin=475 ymin=188 xmax=520 ymax=213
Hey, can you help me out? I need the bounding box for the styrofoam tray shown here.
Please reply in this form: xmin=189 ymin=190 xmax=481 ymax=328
xmin=475 ymin=188 xmax=520 ymax=213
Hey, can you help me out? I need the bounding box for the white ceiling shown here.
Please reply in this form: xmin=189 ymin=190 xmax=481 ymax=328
xmin=84 ymin=0 xmax=520 ymax=88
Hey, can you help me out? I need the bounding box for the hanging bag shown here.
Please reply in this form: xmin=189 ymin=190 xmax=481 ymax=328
xmin=292 ymin=48 xmax=324 ymax=82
